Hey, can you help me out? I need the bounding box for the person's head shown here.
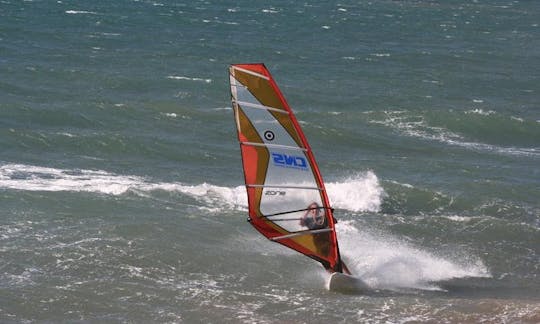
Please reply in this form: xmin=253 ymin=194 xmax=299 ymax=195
xmin=307 ymin=202 xmax=324 ymax=226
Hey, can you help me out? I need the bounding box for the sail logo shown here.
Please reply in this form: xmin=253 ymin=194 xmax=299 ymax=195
xmin=271 ymin=153 xmax=308 ymax=170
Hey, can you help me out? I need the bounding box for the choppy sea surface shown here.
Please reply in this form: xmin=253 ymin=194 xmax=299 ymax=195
xmin=1 ymin=0 xmax=539 ymax=322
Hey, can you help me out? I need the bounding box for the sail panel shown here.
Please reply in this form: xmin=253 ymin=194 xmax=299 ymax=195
xmin=232 ymin=69 xmax=304 ymax=148
xmin=233 ymin=67 xmax=285 ymax=111
xmin=260 ymin=186 xmax=324 ymax=232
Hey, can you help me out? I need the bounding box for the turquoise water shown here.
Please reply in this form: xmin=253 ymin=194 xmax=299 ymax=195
xmin=1 ymin=0 xmax=539 ymax=322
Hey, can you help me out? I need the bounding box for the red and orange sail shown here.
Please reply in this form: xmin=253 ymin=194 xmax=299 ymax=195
xmin=229 ymin=63 xmax=348 ymax=273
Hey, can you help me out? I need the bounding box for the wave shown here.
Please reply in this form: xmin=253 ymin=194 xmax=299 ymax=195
xmin=381 ymin=180 xmax=539 ymax=223
xmin=369 ymin=110 xmax=540 ymax=157
xmin=0 ymin=164 xmax=248 ymax=212
xmin=381 ymin=180 xmax=454 ymax=215
xmin=0 ymin=164 xmax=384 ymax=213
xmin=0 ymin=164 xmax=497 ymax=292
xmin=0 ymin=164 xmax=146 ymax=195
xmin=4 ymin=163 xmax=534 ymax=225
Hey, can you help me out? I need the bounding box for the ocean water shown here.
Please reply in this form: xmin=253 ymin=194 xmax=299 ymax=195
xmin=1 ymin=0 xmax=539 ymax=322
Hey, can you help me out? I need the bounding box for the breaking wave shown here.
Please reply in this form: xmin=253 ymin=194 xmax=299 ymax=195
xmin=0 ymin=164 xmax=384 ymax=213
xmin=326 ymin=171 xmax=384 ymax=212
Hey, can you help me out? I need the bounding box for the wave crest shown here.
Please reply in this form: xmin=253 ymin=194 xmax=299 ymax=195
xmin=0 ymin=164 xmax=383 ymax=213
xmin=326 ymin=171 xmax=385 ymax=213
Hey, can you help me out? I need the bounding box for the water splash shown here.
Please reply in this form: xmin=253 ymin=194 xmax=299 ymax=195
xmin=326 ymin=171 xmax=385 ymax=213
xmin=337 ymin=220 xmax=491 ymax=291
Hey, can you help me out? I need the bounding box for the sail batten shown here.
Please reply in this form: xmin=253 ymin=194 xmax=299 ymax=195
xmin=240 ymin=141 xmax=308 ymax=152
xmin=246 ymin=184 xmax=322 ymax=190
xmin=270 ymin=229 xmax=334 ymax=241
xmin=229 ymin=63 xmax=347 ymax=274
xmin=264 ymin=206 xmax=333 ymax=218
xmin=234 ymin=100 xmax=290 ymax=114
xmin=231 ymin=65 xmax=270 ymax=80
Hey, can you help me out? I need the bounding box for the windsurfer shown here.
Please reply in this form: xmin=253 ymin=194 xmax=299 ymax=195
xmin=300 ymin=202 xmax=330 ymax=256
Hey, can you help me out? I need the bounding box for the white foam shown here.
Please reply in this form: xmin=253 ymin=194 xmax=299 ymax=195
xmin=465 ymin=108 xmax=495 ymax=115
xmin=261 ymin=8 xmax=279 ymax=14
xmin=0 ymin=164 xmax=145 ymax=195
xmin=161 ymin=112 xmax=191 ymax=120
xmin=337 ymin=220 xmax=490 ymax=291
xmin=326 ymin=171 xmax=385 ymax=213
xmin=166 ymin=75 xmax=212 ymax=83
xmin=370 ymin=53 xmax=391 ymax=57
xmin=388 ymin=180 xmax=414 ymax=189
xmin=65 ymin=10 xmax=97 ymax=15
xmin=154 ymin=182 xmax=247 ymax=211
xmin=57 ymin=132 xmax=76 ymax=138
xmin=0 ymin=164 xmax=248 ymax=210
xmin=442 ymin=215 xmax=476 ymax=222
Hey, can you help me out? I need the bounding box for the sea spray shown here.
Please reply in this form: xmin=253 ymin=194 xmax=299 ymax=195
xmin=326 ymin=171 xmax=385 ymax=213
xmin=336 ymin=220 xmax=491 ymax=291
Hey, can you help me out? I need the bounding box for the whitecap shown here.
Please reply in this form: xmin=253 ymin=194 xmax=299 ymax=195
xmin=57 ymin=132 xmax=76 ymax=138
xmin=465 ymin=108 xmax=495 ymax=115
xmin=167 ymin=75 xmax=212 ymax=83
xmin=370 ymin=53 xmax=391 ymax=57
xmin=0 ymin=163 xmax=248 ymax=209
xmin=387 ymin=180 xmax=414 ymax=189
xmin=442 ymin=215 xmax=475 ymax=222
xmin=326 ymin=171 xmax=385 ymax=213
xmin=0 ymin=164 xmax=143 ymax=195
xmin=65 ymin=10 xmax=97 ymax=15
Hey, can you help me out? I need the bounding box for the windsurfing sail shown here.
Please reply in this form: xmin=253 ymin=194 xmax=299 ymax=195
xmin=229 ymin=63 xmax=349 ymax=274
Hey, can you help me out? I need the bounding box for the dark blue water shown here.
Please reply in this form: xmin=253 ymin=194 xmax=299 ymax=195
xmin=1 ymin=0 xmax=539 ymax=322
